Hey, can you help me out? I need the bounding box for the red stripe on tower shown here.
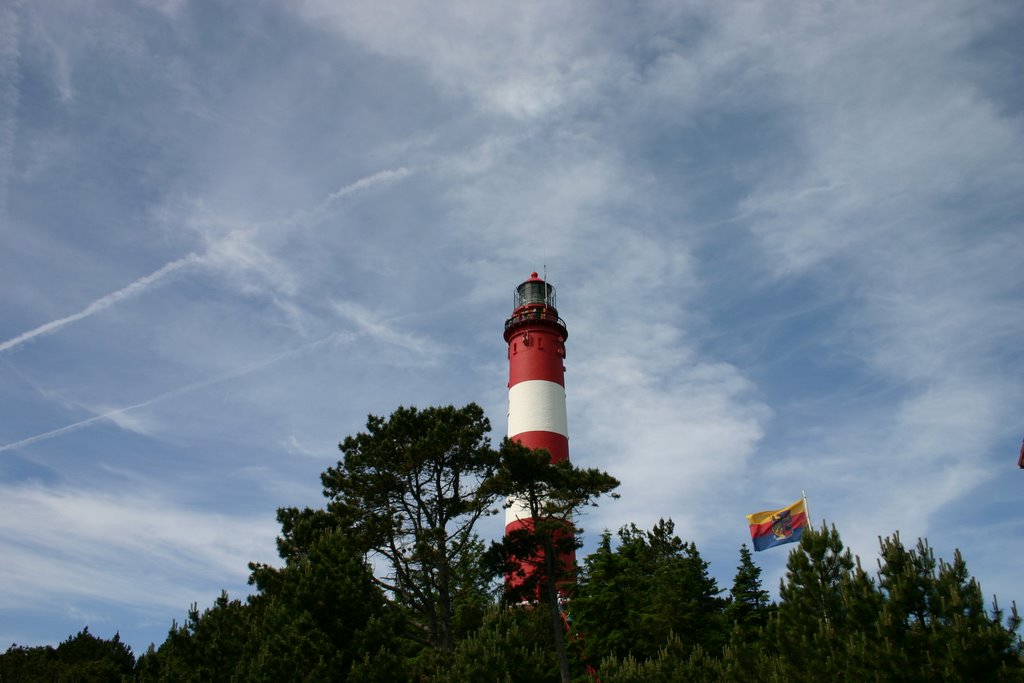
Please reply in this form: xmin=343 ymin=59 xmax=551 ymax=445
xmin=503 ymin=272 xmax=573 ymax=595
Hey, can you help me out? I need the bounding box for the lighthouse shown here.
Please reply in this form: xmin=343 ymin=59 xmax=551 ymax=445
xmin=503 ymin=272 xmax=573 ymax=593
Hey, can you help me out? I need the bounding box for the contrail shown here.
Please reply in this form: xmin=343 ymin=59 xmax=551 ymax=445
xmin=0 ymin=253 xmax=201 ymax=354
xmin=0 ymin=167 xmax=414 ymax=355
xmin=0 ymin=333 xmax=343 ymax=453
xmin=327 ymin=167 xmax=411 ymax=201
xmin=299 ymin=167 xmax=413 ymax=226
xmin=699 ymin=183 xmax=849 ymax=229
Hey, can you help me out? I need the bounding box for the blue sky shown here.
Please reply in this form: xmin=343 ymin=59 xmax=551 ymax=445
xmin=2 ymin=0 xmax=1022 ymax=655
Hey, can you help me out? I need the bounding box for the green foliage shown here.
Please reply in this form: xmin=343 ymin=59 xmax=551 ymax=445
xmin=249 ymin=526 xmax=388 ymax=648
xmin=484 ymin=439 xmax=621 ymax=601
xmin=273 ymin=505 xmax=341 ymax=561
xmin=138 ymin=523 xmax=403 ymax=681
xmin=754 ymin=523 xmax=1024 ymax=682
xmin=322 ymin=403 xmax=500 ymax=652
xmin=136 ymin=592 xmax=249 ymax=682
xmin=0 ymin=643 xmax=62 ymax=683
xmin=764 ymin=524 xmax=878 ymax=679
xmin=0 ymin=628 xmax=135 ymax=683
xmin=20 ymin=399 xmax=1024 ymax=683
xmin=598 ymin=636 xmax=726 ymax=683
xmin=483 ymin=439 xmax=620 ymax=683
xmin=871 ymin=533 xmax=1024 ymax=682
xmin=725 ymin=543 xmax=772 ymax=633
xmin=239 ymin=526 xmax=398 ymax=682
xmin=573 ymin=519 xmax=726 ymax=664
xmin=438 ymin=607 xmax=560 ymax=683
xmin=776 ymin=522 xmax=855 ymax=633
xmin=347 ymin=639 xmax=409 ymax=683
xmin=56 ymin=628 xmax=136 ymax=680
xmin=21 ymin=517 xmax=1024 ymax=682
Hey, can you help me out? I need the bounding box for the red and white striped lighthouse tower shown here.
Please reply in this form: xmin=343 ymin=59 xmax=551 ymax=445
xmin=503 ymin=272 xmax=573 ymax=593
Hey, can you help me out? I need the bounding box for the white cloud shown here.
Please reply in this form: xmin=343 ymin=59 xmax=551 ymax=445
xmin=281 ymin=434 xmax=332 ymax=460
xmin=1 ymin=163 xmax=415 ymax=361
xmin=292 ymin=1 xmax=642 ymax=120
xmin=731 ymin=4 xmax=1023 ymax=276
xmin=576 ymin=354 xmax=769 ymax=532
xmin=332 ymin=299 xmax=435 ymax=359
xmin=32 ymin=19 xmax=74 ymax=103
xmin=0 ymin=333 xmax=342 ymax=452
xmin=3 ymin=0 xmax=1021 ymax=650
xmin=0 ymin=484 xmax=278 ymax=611
xmin=199 ymin=229 xmax=298 ymax=297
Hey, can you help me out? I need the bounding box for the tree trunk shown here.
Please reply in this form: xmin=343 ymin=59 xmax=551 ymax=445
xmin=543 ymin=534 xmax=572 ymax=683
xmin=438 ymin=556 xmax=454 ymax=651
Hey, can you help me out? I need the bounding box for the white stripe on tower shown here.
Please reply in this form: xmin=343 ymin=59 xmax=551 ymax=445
xmin=507 ymin=380 xmax=568 ymax=439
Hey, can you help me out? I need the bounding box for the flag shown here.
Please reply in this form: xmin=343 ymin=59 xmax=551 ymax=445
xmin=1018 ymin=439 xmax=1024 ymax=469
xmin=746 ymin=498 xmax=808 ymax=552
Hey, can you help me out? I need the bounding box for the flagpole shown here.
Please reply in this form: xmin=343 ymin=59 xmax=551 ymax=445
xmin=802 ymin=489 xmax=812 ymax=529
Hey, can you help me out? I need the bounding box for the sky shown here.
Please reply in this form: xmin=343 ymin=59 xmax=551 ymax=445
xmin=1 ymin=0 xmax=1022 ymax=656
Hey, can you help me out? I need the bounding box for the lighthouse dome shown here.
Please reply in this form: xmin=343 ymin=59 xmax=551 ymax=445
xmin=515 ymin=272 xmax=556 ymax=309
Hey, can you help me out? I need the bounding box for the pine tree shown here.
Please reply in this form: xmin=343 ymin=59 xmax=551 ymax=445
xmin=875 ymin=533 xmax=1024 ymax=681
xmin=573 ymin=519 xmax=726 ymax=665
xmin=0 ymin=628 xmax=135 ymax=683
xmin=439 ymin=606 xmax=560 ymax=683
xmin=767 ymin=523 xmax=855 ymax=679
xmin=322 ymin=404 xmax=500 ymax=652
xmin=239 ymin=526 xmax=403 ymax=681
xmin=139 ymin=592 xmax=249 ymax=682
xmin=725 ymin=543 xmax=772 ymax=632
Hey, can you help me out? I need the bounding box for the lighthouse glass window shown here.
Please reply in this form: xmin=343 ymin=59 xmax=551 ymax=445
xmin=515 ymin=281 xmax=555 ymax=308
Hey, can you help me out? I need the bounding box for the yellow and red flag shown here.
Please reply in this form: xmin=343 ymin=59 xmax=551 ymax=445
xmin=746 ymin=498 xmax=808 ymax=552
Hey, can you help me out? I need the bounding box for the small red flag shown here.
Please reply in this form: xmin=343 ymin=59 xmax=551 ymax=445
xmin=1018 ymin=439 xmax=1024 ymax=469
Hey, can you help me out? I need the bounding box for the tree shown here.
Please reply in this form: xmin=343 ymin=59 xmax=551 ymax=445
xmin=574 ymin=519 xmax=726 ymax=664
xmin=776 ymin=522 xmax=854 ymax=630
xmin=321 ymin=403 xmax=500 ymax=652
xmin=761 ymin=524 xmax=1024 ymax=681
xmin=483 ymin=439 xmax=620 ymax=683
xmin=56 ymin=628 xmax=136 ymax=681
xmin=725 ymin=543 xmax=772 ymax=633
xmin=242 ymin=527 xmax=401 ymax=682
xmin=439 ymin=606 xmax=560 ymax=683
xmin=719 ymin=544 xmax=783 ymax=683
xmin=0 ymin=628 xmax=135 ymax=683
xmin=874 ymin=532 xmax=1024 ymax=681
xmin=138 ymin=592 xmax=249 ymax=682
xmin=596 ymin=633 xmax=730 ymax=683
xmin=640 ymin=522 xmax=724 ymax=657
xmin=767 ymin=522 xmax=856 ymax=679
xmin=139 ymin=509 xmax=402 ymax=683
